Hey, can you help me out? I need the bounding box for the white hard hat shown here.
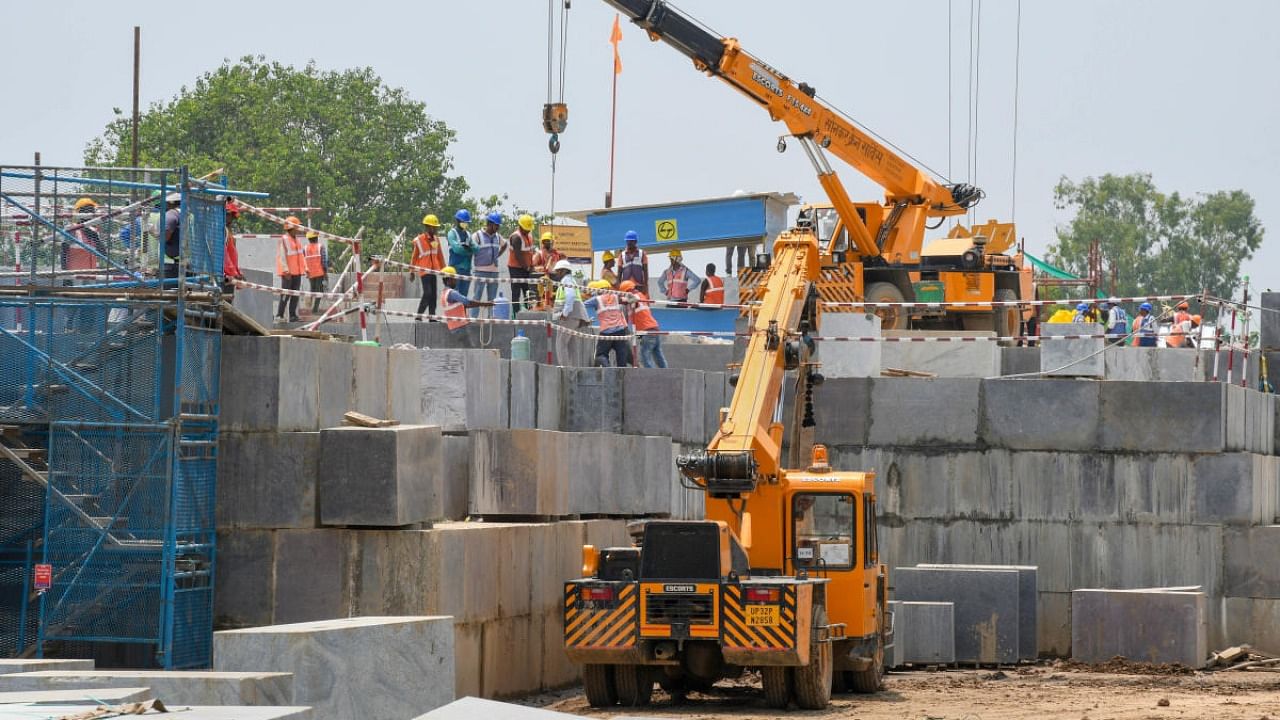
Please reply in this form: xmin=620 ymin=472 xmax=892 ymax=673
xmin=552 ymin=259 xmax=573 ymax=273
xmin=165 ymin=192 xmax=182 ymax=203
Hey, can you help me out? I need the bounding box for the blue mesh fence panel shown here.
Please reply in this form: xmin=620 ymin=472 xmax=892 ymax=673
xmin=184 ymin=192 xmax=224 ymax=279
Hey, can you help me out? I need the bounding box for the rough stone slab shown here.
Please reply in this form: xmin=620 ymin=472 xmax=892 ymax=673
xmin=621 ymin=368 xmax=706 ymax=444
xmin=231 ymin=268 xmax=276 ymax=329
xmin=892 ymin=566 xmax=1020 ymax=664
xmin=536 ymin=608 xmax=578 ymax=690
xmin=1097 ymin=381 xmax=1225 ymax=453
xmin=441 ymin=434 xmax=472 ymax=520
xmin=560 ymin=367 xmax=623 ymax=433
xmin=481 ymin=615 xmax=541 ymax=699
xmin=451 ymin=622 xmax=483 ymax=699
xmin=350 ymin=342 xmax=389 ymax=419
xmin=818 ymin=313 xmax=881 ymax=377
xmin=703 ymin=372 xmax=728 ymax=444
xmin=0 ymin=658 xmax=94 ymax=674
xmin=812 ymin=377 xmax=871 ymax=447
xmin=881 ymin=334 xmax=999 ymax=378
xmin=1040 ymin=323 xmax=1104 ymax=377
xmin=1223 ymin=525 xmax=1280 ymax=597
xmin=535 ymin=363 xmax=563 ymax=431
xmin=509 ymin=360 xmax=538 ymax=429
xmin=981 ymin=379 xmax=1099 ymax=451
xmin=387 ymin=347 xmax=425 ymax=424
xmin=891 ymin=601 xmax=955 ymax=665
xmin=659 ymin=341 xmax=735 ymax=373
xmin=867 ymin=378 xmax=980 ymax=447
xmin=1192 ymin=454 xmax=1278 ymax=525
xmin=319 ymin=425 xmax=441 ymax=527
xmin=1038 ymin=591 xmax=1072 ymax=658
xmin=469 ymin=429 xmax=561 ymax=516
xmin=272 ymin=529 xmax=351 ymax=625
xmin=419 ymin=349 xmax=506 ymax=431
xmin=917 ymin=564 xmax=1037 ymax=660
xmin=1262 ymin=292 xmax=1280 ymax=351
xmin=217 ymin=431 xmax=319 ymax=529
xmin=214 ymin=529 xmax=276 ymax=629
xmin=1070 ymin=589 xmax=1207 ymax=668
xmin=221 ymin=336 xmax=320 ymax=432
xmin=315 ymin=340 xmax=354 ymax=429
xmin=1226 ymin=385 xmax=1276 ymax=455
xmin=470 ymin=357 xmax=510 ymax=430
xmin=999 ymin=346 xmax=1040 ymax=376
xmin=1105 ymin=347 xmax=1204 ymax=381
xmin=0 ymin=671 xmax=293 ymax=706
xmin=417 ymin=696 xmax=580 ymax=719
xmin=1069 ymin=522 xmax=1223 ymax=596
xmin=0 ymin=686 xmax=151 ymax=704
xmin=348 ymin=529 xmax=434 ymax=617
xmin=215 ymin=616 xmax=454 ymax=720
xmin=1223 ymin=596 xmax=1280 ymax=657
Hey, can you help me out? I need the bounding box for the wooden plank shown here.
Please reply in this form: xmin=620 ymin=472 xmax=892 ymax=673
xmin=342 ymin=411 xmax=398 ymax=428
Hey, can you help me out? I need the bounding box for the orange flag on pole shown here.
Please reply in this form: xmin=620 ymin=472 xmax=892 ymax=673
xmin=610 ymin=14 xmax=623 ymax=74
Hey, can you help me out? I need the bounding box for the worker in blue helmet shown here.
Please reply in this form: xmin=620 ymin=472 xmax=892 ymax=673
xmin=447 ymin=209 xmax=474 ymax=296
xmin=1072 ymin=302 xmax=1095 ymax=324
xmin=618 ymin=230 xmax=649 ymax=288
xmin=1134 ymin=302 xmax=1158 ymax=347
xmin=469 ymin=211 xmax=508 ymax=314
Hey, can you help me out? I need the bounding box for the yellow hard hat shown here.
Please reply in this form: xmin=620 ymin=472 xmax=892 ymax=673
xmin=442 ymin=266 xmax=458 ymax=275
xmin=540 ymin=231 xmax=554 ymax=243
xmin=601 ymin=250 xmax=615 ymax=262
xmin=422 ymin=214 xmax=440 ymax=227
xmin=588 ymin=279 xmax=611 ymax=290
xmin=518 ymin=214 xmax=535 ymax=232
xmin=73 ymin=197 xmax=97 ymax=211
xmin=306 ymin=231 xmax=319 ymax=239
xmin=668 ymin=249 xmax=683 ymax=259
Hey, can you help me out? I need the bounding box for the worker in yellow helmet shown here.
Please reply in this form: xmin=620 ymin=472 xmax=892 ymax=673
xmin=534 ymin=231 xmax=566 ymax=309
xmin=600 ymin=250 xmax=620 ymax=288
xmin=659 ymin=248 xmax=700 ymax=305
xmin=583 ymin=279 xmax=631 ymax=366
xmin=440 ymin=266 xmax=490 ymax=331
xmin=508 ymin=213 xmax=537 ymax=310
xmin=411 ymin=214 xmax=446 ymax=317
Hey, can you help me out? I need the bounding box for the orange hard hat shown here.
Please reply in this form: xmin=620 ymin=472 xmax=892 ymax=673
xmin=618 ymin=280 xmax=637 ymax=292
xmin=285 ymin=215 xmax=301 ymax=230
xmin=1177 ymin=301 xmax=1190 ymax=310
xmin=1191 ymin=314 xmax=1202 ymax=324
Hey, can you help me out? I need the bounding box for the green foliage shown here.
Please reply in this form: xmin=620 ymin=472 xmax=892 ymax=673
xmin=84 ymin=56 xmax=474 ymax=257
xmin=1049 ymin=173 xmax=1263 ymax=300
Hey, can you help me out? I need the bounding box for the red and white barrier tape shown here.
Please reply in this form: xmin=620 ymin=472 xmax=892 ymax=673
xmin=233 ymin=201 xmax=358 ymax=246
xmin=374 ymin=307 xmax=633 ymax=341
xmin=232 ymin=277 xmax=355 ymax=300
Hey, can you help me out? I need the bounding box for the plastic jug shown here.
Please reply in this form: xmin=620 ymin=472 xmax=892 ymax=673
xmin=510 ymin=329 xmax=531 ymax=361
xmin=493 ymin=291 xmax=511 ymax=321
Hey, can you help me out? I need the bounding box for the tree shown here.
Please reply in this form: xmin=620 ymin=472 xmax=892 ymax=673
xmin=1049 ymin=173 xmax=1263 ymax=301
xmin=85 ymin=56 xmax=473 ymax=256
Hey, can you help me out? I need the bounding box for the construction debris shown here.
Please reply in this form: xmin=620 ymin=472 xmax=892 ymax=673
xmin=342 ymin=411 xmax=399 ymax=428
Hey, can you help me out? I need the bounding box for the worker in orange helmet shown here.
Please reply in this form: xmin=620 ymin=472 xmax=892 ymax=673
xmin=1167 ymin=301 xmax=1192 ymax=348
xmin=275 ymin=216 xmax=305 ymax=322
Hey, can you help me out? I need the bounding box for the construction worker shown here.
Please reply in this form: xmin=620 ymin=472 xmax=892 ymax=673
xmin=1072 ymin=302 xmax=1097 ymax=324
xmin=1167 ymin=301 xmax=1192 ymax=348
xmin=700 ymin=263 xmax=725 ymax=306
xmin=533 ymin=232 xmax=566 ymax=308
xmin=63 ymin=198 xmax=104 ymax=278
xmin=470 ymin=212 xmax=506 ymax=314
xmin=447 ymin=209 xmax=473 ymax=297
xmin=1046 ymin=305 xmax=1076 ymax=324
xmin=411 ymin=214 xmax=447 ymax=318
xmin=552 ymin=259 xmax=590 ymax=366
xmin=658 ymin=249 xmax=700 ymax=305
xmin=160 ymin=192 xmax=182 ymax=278
xmin=508 ymin=214 xmax=537 ymax=310
xmin=223 ymin=200 xmax=243 ymax=296
xmin=440 ymin=266 xmax=490 ymax=331
xmin=303 ymin=231 xmax=328 ymax=314
xmin=1187 ymin=314 xmax=1204 ymax=348
xmin=617 ymin=230 xmax=648 ymax=288
xmin=584 ymin=279 xmax=632 ymax=367
xmin=621 ymin=279 xmax=666 ymax=368
xmin=1134 ymin=302 xmax=1158 ymax=347
xmin=1101 ymin=301 xmax=1129 ymax=343
xmin=275 ymin=216 xmax=305 ymax=322
xmin=600 ymin=251 xmax=619 ymax=288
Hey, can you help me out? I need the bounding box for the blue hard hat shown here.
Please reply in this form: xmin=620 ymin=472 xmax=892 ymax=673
xmin=1076 ymin=303 xmax=1088 ymax=311
xmin=455 ymin=209 xmax=471 ymax=223
xmin=486 ymin=211 xmax=502 ymax=225
xmin=1140 ymin=302 xmax=1153 ymax=312
xmin=624 ymin=230 xmax=638 ymax=242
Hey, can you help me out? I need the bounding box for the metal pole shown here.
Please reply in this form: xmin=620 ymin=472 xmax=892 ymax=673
xmin=1240 ymin=277 xmax=1251 ymax=388
xmin=131 ymin=27 xmax=140 ymax=170
xmin=30 ymin=153 xmax=39 ymax=287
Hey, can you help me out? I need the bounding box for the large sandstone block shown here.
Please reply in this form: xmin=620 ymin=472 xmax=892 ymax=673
xmin=215 ymin=616 xmax=454 ymax=720
xmin=1040 ymin=322 xmax=1104 ymax=377
xmin=441 ymin=434 xmax=472 ymax=520
xmin=0 ymin=659 xmax=94 ymax=674
xmin=816 ymin=313 xmax=881 ymax=377
xmin=1097 ymin=381 xmax=1225 ymax=453
xmin=480 ymin=615 xmax=541 ymax=699
xmin=350 ymin=342 xmax=389 ymax=419
xmin=214 ymin=530 xmax=276 ymax=629
xmin=0 ymin=670 xmax=293 ymax=706
xmin=535 ymin=362 xmax=564 ymax=431
xmin=867 ymin=378 xmax=980 ymax=447
xmin=221 ymin=336 xmax=319 ymax=432
xmin=892 ymin=566 xmax=1021 ymax=664
xmin=318 ymin=425 xmax=442 ymax=527
xmin=622 ymin=368 xmax=706 ymax=444
xmin=1223 ymin=525 xmax=1280 ymax=597
xmin=881 ymin=334 xmax=999 ymax=378
xmin=217 ymin=431 xmax=319 ymax=529
xmin=981 ymin=379 xmax=1099 ymax=451
xmin=387 ymin=347 xmax=425 ymax=424
xmin=509 ymin=360 xmax=538 ymax=429
xmin=315 ymin=340 xmax=354 ymax=429
xmin=1192 ymin=454 xmax=1278 ymax=525
xmin=1071 ymin=589 xmax=1207 ymax=668
xmin=419 ymin=349 xmax=507 ymax=431
xmin=890 ymin=601 xmax=955 ymax=665
xmin=1223 ymin=596 xmax=1280 ymax=657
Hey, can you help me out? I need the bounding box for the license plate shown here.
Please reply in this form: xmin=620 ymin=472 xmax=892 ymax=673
xmin=745 ymin=605 xmax=779 ymax=626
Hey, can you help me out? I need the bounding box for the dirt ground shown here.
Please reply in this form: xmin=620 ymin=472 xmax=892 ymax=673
xmin=535 ymin=663 xmax=1280 ymax=719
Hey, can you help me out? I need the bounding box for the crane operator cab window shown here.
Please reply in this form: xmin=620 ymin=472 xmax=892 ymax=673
xmin=792 ymin=492 xmax=856 ymax=570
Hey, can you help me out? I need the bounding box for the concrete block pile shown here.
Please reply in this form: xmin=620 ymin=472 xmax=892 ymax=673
xmin=894 ymin=566 xmax=1029 ymax=664
xmin=0 ymin=669 xmax=294 ymax=706
xmin=887 ymin=600 xmax=956 ymax=667
xmin=1070 ymin=588 xmax=1208 ymax=668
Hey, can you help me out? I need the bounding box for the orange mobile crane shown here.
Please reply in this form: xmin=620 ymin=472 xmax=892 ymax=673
xmin=564 ymin=228 xmax=887 ymax=708
xmin=601 ymin=0 xmax=1033 ymax=334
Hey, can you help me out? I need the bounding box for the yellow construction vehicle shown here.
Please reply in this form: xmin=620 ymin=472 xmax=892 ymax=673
xmin=598 ymin=0 xmax=1033 ymax=334
xmin=564 ymin=224 xmax=887 ymax=708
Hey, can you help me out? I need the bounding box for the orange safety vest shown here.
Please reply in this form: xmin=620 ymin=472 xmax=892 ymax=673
xmin=665 ymin=266 xmax=690 ymax=301
xmin=595 ymin=291 xmax=628 ymax=333
xmin=66 ymin=229 xmax=98 ymax=271
xmin=1167 ymin=310 xmax=1190 ymax=347
xmin=702 ymin=275 xmax=725 ymax=304
xmin=631 ymin=292 xmax=659 ymax=331
xmin=442 ymin=288 xmax=470 ymax=330
xmin=411 ymin=233 xmax=445 ymax=275
xmin=277 ymin=233 xmax=305 ymax=276
xmin=303 ymin=242 xmax=326 ymax=279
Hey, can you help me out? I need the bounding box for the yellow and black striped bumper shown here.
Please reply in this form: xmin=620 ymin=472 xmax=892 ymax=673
xmin=564 ymin=582 xmax=641 ymax=663
xmin=721 ymin=584 xmax=809 ymax=666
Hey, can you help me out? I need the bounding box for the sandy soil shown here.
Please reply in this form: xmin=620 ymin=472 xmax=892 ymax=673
xmin=535 ymin=663 xmax=1280 ymax=719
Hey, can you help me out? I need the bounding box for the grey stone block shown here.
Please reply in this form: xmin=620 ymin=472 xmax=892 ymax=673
xmin=622 ymin=368 xmax=705 ymax=444
xmin=659 ymin=341 xmax=735 ymax=373
xmin=215 ymin=530 xmax=276 ymax=629
xmin=509 ymin=360 xmax=538 ymax=429
xmin=1223 ymin=525 xmax=1280 ymax=597
xmin=419 ymin=349 xmax=506 ymax=431
xmin=468 ymin=355 xmax=509 ymax=430
xmin=1105 ymin=347 xmax=1204 ymax=382
xmin=813 ymin=377 xmax=871 ymax=447
xmin=1070 ymin=589 xmax=1207 ymax=668
xmin=817 ymin=313 xmax=881 ymax=377
xmin=217 ymin=431 xmax=319 ymax=529
xmin=441 ymin=434 xmax=472 ymax=520
xmin=703 ymin=372 xmax=727 ymax=444
xmin=469 ymin=429 xmax=560 ymax=517
xmin=981 ymin=379 xmax=1099 ymax=451
xmin=0 ymin=671 xmax=293 ymax=706
xmin=1097 ymin=381 xmax=1225 ymax=453
xmin=560 ymin=367 xmax=623 ymax=433
xmin=535 ymin=363 xmax=563 ymax=431
xmin=1040 ymin=322 xmax=1104 ymax=377
xmin=1000 ymin=346 xmax=1040 ymax=376
xmin=1038 ymin=591 xmax=1072 ymax=657
xmin=917 ymin=564 xmax=1037 ymax=661
xmin=315 ymin=340 xmax=354 ymax=429
xmin=867 ymin=378 xmax=980 ymax=447
xmin=319 ymin=425 xmax=442 ymax=527
xmin=221 ymin=336 xmax=320 ymax=432
xmin=0 ymin=659 xmax=94 ymax=674
xmin=0 ymin=687 xmax=152 ymax=705
xmin=1226 ymin=385 xmax=1276 ymax=455
xmin=350 ymin=342 xmax=389 ymax=419
xmin=231 ymin=268 xmax=276 ymax=330
xmin=417 ymin=696 xmax=580 ymax=719
xmin=1069 ymin=522 xmax=1223 ymax=596
xmin=273 ymin=529 xmax=351 ymax=625
xmin=1262 ymin=292 xmax=1280 ymax=351
xmin=215 ymin=616 xmax=454 ymax=720
xmin=881 ymin=334 xmax=999 ymax=378
xmin=1223 ymin=596 xmax=1280 ymax=657
xmin=893 ymin=566 xmax=1020 ymax=664
xmin=387 ymin=347 xmax=424 ymax=424
xmin=1192 ymin=454 xmax=1278 ymax=525
xmin=891 ymin=600 xmax=956 ymax=665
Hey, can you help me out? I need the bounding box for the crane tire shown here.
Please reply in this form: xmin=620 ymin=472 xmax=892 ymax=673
xmin=614 ymin=664 xmax=653 ymax=706
xmin=583 ymin=664 xmax=618 ymax=707
xmin=761 ymin=666 xmax=792 ymax=709
xmin=793 ymin=608 xmax=834 ymax=709
xmin=865 ymin=281 xmax=908 ymax=330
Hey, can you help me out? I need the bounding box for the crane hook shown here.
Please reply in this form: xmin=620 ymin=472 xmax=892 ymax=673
xmin=776 ymin=136 xmax=787 ymax=154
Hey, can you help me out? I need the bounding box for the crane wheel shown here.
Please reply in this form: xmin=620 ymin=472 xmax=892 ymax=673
xmin=614 ymin=664 xmax=653 ymax=706
xmin=864 ymin=281 xmax=908 ymax=330
xmin=583 ymin=664 xmax=618 ymax=707
xmin=993 ymin=287 xmax=1020 ymax=345
xmin=761 ymin=666 xmax=792 ymax=709
xmin=793 ymin=608 xmax=834 ymax=709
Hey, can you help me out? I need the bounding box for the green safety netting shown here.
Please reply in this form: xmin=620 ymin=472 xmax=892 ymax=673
xmin=1024 ymin=250 xmax=1107 ymax=298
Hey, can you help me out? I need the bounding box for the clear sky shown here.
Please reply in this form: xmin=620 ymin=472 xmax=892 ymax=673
xmin=5 ymin=0 xmax=1278 ymax=295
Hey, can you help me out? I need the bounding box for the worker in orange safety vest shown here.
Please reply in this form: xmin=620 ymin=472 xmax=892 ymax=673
xmin=658 ymin=249 xmax=700 ymax=305
xmin=63 ymin=198 xmax=104 ymax=277
xmin=440 ymin=266 xmax=490 ymax=331
xmin=1167 ymin=301 xmax=1191 ymax=348
xmin=621 ymin=279 xmax=666 ymax=368
xmin=583 ymin=279 xmax=632 ymax=367
xmin=275 ymin=216 xmax=305 ymax=322
xmin=303 ymin=231 xmax=328 ymax=314
xmin=411 ymin=214 xmax=447 ymax=317
xmin=699 ymin=262 xmax=725 ymax=306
